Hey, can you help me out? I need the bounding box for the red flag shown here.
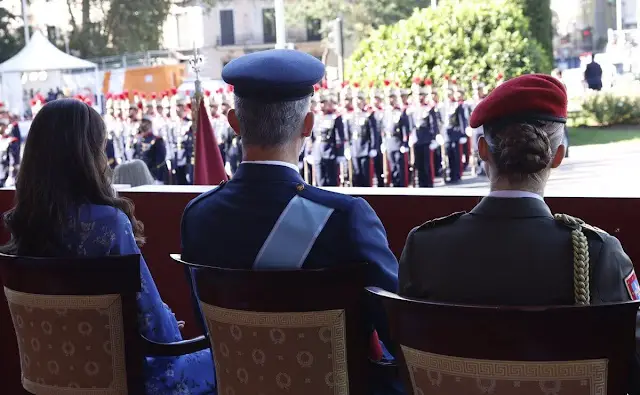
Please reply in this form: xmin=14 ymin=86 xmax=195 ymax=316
xmin=194 ymin=98 xmax=228 ymax=185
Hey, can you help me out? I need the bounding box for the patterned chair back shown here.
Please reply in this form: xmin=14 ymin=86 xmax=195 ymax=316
xmin=188 ymin=260 xmax=370 ymax=395
xmin=0 ymin=253 xmax=144 ymax=395
xmin=367 ymin=287 xmax=640 ymax=395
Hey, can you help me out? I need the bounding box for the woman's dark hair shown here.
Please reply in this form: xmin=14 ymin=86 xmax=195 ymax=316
xmin=1 ymin=99 xmax=144 ymax=256
xmin=483 ymin=120 xmax=564 ymax=180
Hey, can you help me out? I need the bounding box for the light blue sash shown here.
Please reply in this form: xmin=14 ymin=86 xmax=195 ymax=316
xmin=253 ymin=195 xmax=334 ymax=270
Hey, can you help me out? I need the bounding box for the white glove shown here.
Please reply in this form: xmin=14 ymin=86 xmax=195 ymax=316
xmin=224 ymin=162 xmax=232 ymax=175
xmin=304 ymin=155 xmax=313 ymax=164
xmin=344 ymin=148 xmax=352 ymax=161
xmin=435 ymin=135 xmax=445 ymax=145
xmin=337 ymin=156 xmax=347 ymax=164
xmin=400 ymin=146 xmax=408 ymax=154
xmin=380 ymin=143 xmax=386 ymax=152
xmin=460 ymin=137 xmax=468 ymax=144
xmin=429 ymin=140 xmax=439 ymax=151
xmin=369 ymin=149 xmax=377 ymax=158
xmin=465 ymin=126 xmax=473 ymax=137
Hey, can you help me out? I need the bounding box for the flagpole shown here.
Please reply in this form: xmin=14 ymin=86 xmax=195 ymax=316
xmin=189 ymin=45 xmax=205 ymax=178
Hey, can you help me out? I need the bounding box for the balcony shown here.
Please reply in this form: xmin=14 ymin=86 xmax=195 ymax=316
xmin=216 ymin=28 xmax=322 ymax=48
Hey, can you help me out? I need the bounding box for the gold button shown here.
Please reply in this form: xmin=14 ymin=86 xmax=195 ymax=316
xmin=296 ymin=183 xmax=305 ymax=192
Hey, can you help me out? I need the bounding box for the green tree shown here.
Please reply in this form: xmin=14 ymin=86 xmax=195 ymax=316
xmin=106 ymin=0 xmax=171 ymax=54
xmin=0 ymin=8 xmax=26 ymax=63
xmin=514 ymin=0 xmax=554 ymax=65
xmin=346 ymin=0 xmax=551 ymax=92
xmin=286 ymin=0 xmax=432 ymax=43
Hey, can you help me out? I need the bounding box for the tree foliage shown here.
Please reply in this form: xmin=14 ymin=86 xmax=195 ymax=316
xmin=346 ymin=0 xmax=551 ymax=92
xmin=514 ymin=0 xmax=553 ymax=64
xmin=285 ymin=0 xmax=432 ymax=43
xmin=0 ymin=8 xmax=26 ymax=63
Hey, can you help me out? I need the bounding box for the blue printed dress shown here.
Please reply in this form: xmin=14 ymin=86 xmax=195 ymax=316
xmin=65 ymin=204 xmax=215 ymax=395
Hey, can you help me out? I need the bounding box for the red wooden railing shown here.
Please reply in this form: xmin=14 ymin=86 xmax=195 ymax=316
xmin=1 ymin=186 xmax=639 ymax=394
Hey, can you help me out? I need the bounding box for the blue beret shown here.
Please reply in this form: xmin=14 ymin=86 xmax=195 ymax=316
xmin=222 ymin=49 xmax=325 ymax=103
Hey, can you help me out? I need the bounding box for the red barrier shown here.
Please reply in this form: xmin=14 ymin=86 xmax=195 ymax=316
xmin=1 ymin=186 xmax=640 ymax=393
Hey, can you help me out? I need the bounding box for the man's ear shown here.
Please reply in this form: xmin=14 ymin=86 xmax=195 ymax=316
xmin=551 ymin=144 xmax=565 ymax=169
xmin=227 ymin=109 xmax=240 ymax=136
xmin=302 ymin=112 xmax=314 ymax=138
xmin=478 ymin=135 xmax=490 ymax=162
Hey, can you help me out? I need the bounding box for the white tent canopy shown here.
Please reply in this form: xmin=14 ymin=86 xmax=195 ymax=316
xmin=0 ymin=30 xmax=101 ymax=116
xmin=0 ymin=31 xmax=97 ymax=73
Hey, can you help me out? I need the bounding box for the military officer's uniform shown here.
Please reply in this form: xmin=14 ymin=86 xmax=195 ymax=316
xmin=445 ymin=98 xmax=468 ymax=183
xmin=412 ymin=89 xmax=441 ymax=187
xmin=175 ymin=116 xmax=194 ymax=185
xmin=181 ymin=49 xmax=402 ymax=395
xmin=311 ymin=97 xmax=345 ymax=187
xmin=398 ymin=74 xmax=640 ymax=393
xmin=348 ymin=93 xmax=377 ymax=187
xmin=382 ymin=92 xmax=410 ymax=187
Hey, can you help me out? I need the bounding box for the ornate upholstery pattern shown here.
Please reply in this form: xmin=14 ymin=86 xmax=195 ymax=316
xmin=200 ymin=304 xmax=349 ymax=395
xmin=4 ymin=287 xmax=128 ymax=395
xmin=401 ymin=346 xmax=607 ymax=395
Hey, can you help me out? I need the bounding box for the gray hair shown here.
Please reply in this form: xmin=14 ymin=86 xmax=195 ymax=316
xmin=234 ymin=96 xmax=311 ymax=147
xmin=112 ymin=159 xmax=155 ymax=187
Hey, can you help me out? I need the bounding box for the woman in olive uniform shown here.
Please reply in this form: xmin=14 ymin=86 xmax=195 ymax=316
xmin=398 ymin=74 xmax=639 ymax=391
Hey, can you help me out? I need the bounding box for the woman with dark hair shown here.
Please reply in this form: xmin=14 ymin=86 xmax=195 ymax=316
xmin=1 ymin=99 xmax=215 ymax=394
xmin=398 ymin=75 xmax=640 ymax=391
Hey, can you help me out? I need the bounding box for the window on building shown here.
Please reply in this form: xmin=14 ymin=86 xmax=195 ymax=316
xmin=219 ymin=10 xmax=235 ymax=46
xmin=46 ymin=25 xmax=57 ymax=42
xmin=306 ymin=18 xmax=322 ymax=41
xmin=263 ymin=8 xmax=276 ymax=44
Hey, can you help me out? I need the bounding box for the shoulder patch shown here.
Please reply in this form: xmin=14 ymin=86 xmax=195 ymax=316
xmin=625 ymin=270 xmax=640 ymax=301
xmin=416 ymin=211 xmax=466 ymax=231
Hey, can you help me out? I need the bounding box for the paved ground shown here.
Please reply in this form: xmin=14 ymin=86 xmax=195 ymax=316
xmin=440 ymin=141 xmax=640 ymax=196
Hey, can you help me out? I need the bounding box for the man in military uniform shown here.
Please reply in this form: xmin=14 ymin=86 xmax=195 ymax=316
xmin=398 ymin=74 xmax=640 ymax=392
xmin=382 ymin=90 xmax=410 ymax=187
xmin=347 ymin=91 xmax=377 ymax=187
xmin=412 ymin=85 xmax=441 ymax=187
xmin=370 ymin=91 xmax=385 ymax=187
xmin=311 ymin=96 xmax=345 ymax=187
xmin=444 ymin=89 xmax=468 ymax=183
xmin=175 ymin=100 xmax=194 ymax=185
xmin=181 ymin=49 xmax=400 ymax=394
xmin=135 ymin=115 xmax=168 ymax=183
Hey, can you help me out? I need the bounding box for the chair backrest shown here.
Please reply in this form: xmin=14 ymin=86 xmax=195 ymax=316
xmin=185 ymin=258 xmax=370 ymax=395
xmin=0 ymin=253 xmax=143 ymax=395
xmin=367 ymin=287 xmax=640 ymax=395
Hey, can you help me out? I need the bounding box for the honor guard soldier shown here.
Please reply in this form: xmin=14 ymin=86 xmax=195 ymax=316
xmin=181 ymin=50 xmax=401 ymax=394
xmin=398 ymin=74 xmax=640 ymax=393
xmin=312 ymin=94 xmax=345 ymax=186
xmin=175 ymin=99 xmax=194 ymax=185
xmin=444 ymin=86 xmax=469 ymax=183
xmin=347 ymin=88 xmax=378 ymax=187
xmin=382 ymin=87 xmax=410 ymax=187
xmin=412 ymin=79 xmax=441 ymax=187
xmin=210 ymin=93 xmax=231 ymax=167
xmin=136 ymin=115 xmax=168 ymax=183
xmin=369 ymin=87 xmax=385 ymax=187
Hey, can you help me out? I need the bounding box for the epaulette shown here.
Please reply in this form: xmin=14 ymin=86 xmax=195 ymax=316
xmin=554 ymin=213 xmax=607 ymax=240
xmin=415 ymin=211 xmax=465 ymax=231
xmin=184 ymin=179 xmax=229 ymax=212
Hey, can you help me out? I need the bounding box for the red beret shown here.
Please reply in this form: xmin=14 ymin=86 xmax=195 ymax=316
xmin=469 ymin=74 xmax=567 ymax=128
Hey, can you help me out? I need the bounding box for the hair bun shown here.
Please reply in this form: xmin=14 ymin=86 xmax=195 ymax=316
xmin=496 ymin=125 xmax=552 ymax=174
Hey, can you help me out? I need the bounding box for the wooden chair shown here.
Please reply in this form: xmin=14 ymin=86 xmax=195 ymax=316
xmin=0 ymin=253 xmax=210 ymax=395
xmin=171 ymin=254 xmax=371 ymax=395
xmin=367 ymin=287 xmax=640 ymax=395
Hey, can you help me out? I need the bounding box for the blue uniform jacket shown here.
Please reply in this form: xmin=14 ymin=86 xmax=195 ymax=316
xmin=181 ymin=162 xmax=399 ymax=345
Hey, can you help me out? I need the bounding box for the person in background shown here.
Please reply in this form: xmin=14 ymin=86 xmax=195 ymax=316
xmin=181 ymin=49 xmax=401 ymax=395
xmin=113 ymin=159 xmax=155 ymax=187
xmin=398 ymin=75 xmax=640 ymax=393
xmin=0 ymin=98 xmax=215 ymax=394
xmin=584 ymin=53 xmax=603 ymax=91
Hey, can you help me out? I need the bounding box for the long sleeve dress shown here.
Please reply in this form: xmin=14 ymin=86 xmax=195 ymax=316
xmin=65 ymin=204 xmax=215 ymax=394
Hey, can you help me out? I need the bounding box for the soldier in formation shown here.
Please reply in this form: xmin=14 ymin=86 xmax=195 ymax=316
xmin=298 ymin=74 xmax=504 ymax=188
